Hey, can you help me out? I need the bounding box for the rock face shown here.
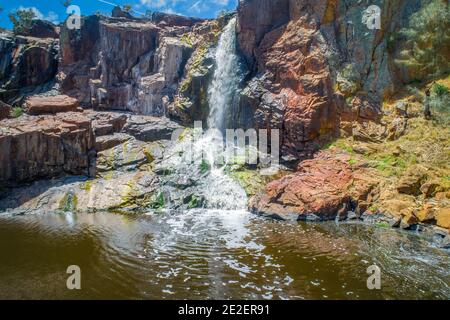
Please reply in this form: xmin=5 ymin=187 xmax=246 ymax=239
xmin=59 ymin=15 xmax=198 ymax=115
xmin=24 ymin=95 xmax=80 ymax=115
xmin=151 ymin=12 xmax=205 ymax=27
xmin=0 ymin=112 xmax=95 ymax=187
xmin=123 ymin=115 xmax=182 ymax=142
xmin=0 ymin=101 xmax=12 ymax=120
xmin=0 ymin=31 xmax=59 ymax=105
xmin=236 ymin=0 xmax=424 ymax=159
xmin=250 ymin=150 xmax=379 ymax=221
xmin=15 ymin=19 xmax=59 ymax=39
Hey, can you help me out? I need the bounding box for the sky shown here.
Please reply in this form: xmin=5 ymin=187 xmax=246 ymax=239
xmin=0 ymin=0 xmax=238 ymax=29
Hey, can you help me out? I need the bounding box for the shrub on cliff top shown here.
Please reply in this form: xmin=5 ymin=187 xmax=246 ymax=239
xmin=8 ymin=9 xmax=36 ymax=35
xmin=397 ymin=0 xmax=450 ymax=80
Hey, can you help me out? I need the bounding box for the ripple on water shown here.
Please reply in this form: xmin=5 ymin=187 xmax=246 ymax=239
xmin=0 ymin=210 xmax=449 ymax=299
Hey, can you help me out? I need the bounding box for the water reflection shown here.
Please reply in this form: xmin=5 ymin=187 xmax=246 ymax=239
xmin=0 ymin=210 xmax=448 ymax=299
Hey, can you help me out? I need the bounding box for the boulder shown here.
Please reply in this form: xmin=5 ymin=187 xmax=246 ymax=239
xmin=151 ymin=12 xmax=204 ymax=27
xmin=15 ymin=19 xmax=59 ymax=38
xmin=112 ymin=6 xmax=134 ymax=19
xmin=23 ymin=95 xmax=80 ymax=115
xmin=0 ymin=101 xmax=12 ymax=120
xmin=0 ymin=112 xmax=95 ymax=186
xmin=123 ymin=115 xmax=182 ymax=142
xmin=0 ymin=171 xmax=158 ymax=214
xmin=436 ymin=208 xmax=450 ymax=230
xmin=416 ymin=204 xmax=436 ymax=222
xmin=95 ymin=133 xmax=132 ymax=152
xmin=397 ymin=167 xmax=427 ymax=196
xmin=249 ymin=151 xmax=379 ymax=220
xmin=84 ymin=110 xmax=128 ymax=136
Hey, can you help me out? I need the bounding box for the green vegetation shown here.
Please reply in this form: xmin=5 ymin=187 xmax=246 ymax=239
xmin=123 ymin=4 xmax=132 ymax=13
xmin=59 ymin=192 xmax=78 ymax=212
xmin=336 ymin=63 xmax=361 ymax=96
xmin=10 ymin=107 xmax=23 ymax=118
xmin=180 ymin=44 xmax=209 ymax=93
xmin=430 ymin=82 xmax=450 ymax=124
xmin=60 ymin=0 xmax=72 ymax=8
xmin=375 ymin=221 xmax=391 ymax=229
xmin=80 ymin=180 xmax=93 ymax=192
xmin=150 ymin=192 xmax=165 ymax=210
xmin=199 ymin=159 xmax=211 ymax=174
xmin=187 ymin=195 xmax=203 ymax=209
xmin=397 ymin=0 xmax=450 ymax=79
xmin=9 ymin=9 xmax=36 ymax=34
xmin=181 ymin=33 xmax=194 ymax=47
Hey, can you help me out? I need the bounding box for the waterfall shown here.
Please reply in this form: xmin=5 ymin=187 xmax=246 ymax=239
xmin=207 ymin=18 xmax=242 ymax=131
xmin=198 ymin=17 xmax=248 ymax=210
xmin=154 ymin=17 xmax=248 ymax=211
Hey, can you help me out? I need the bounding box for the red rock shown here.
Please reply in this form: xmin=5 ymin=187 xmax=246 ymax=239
xmin=0 ymin=112 xmax=95 ymax=186
xmin=24 ymin=95 xmax=80 ymax=115
xmin=250 ymin=151 xmax=379 ymax=220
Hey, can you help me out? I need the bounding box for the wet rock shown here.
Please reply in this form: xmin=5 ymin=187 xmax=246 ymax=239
xmin=123 ymin=115 xmax=182 ymax=142
xmin=24 ymin=95 xmax=80 ymax=115
xmin=96 ymin=138 xmax=153 ymax=173
xmin=0 ymin=112 xmax=95 ymax=186
xmin=346 ymin=211 xmax=359 ymax=220
xmin=0 ymin=172 xmax=158 ymax=213
xmin=440 ymin=235 xmax=450 ymax=249
xmin=400 ymin=211 xmax=419 ymax=230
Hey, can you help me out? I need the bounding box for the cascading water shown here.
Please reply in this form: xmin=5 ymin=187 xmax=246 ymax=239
xmin=207 ymin=17 xmax=243 ymax=132
xmin=153 ymin=17 xmax=248 ymax=210
xmin=199 ymin=17 xmax=248 ymax=209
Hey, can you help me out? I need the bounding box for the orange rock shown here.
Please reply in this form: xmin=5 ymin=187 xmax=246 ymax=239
xmin=250 ymin=150 xmax=378 ymax=220
xmin=24 ymin=95 xmax=80 ymax=115
xmin=436 ymin=208 xmax=450 ymax=230
xmin=416 ymin=204 xmax=436 ymax=222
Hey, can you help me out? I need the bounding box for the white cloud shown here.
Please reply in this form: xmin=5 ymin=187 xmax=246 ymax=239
xmin=140 ymin=0 xmax=167 ymax=9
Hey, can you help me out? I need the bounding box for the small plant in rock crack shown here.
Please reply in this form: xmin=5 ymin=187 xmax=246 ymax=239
xmin=199 ymin=159 xmax=211 ymax=174
xmin=150 ymin=192 xmax=165 ymax=210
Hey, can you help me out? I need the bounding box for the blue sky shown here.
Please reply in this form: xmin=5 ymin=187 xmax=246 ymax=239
xmin=0 ymin=0 xmax=238 ymax=29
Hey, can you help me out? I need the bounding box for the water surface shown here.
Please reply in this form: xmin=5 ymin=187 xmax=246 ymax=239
xmin=0 ymin=210 xmax=449 ymax=300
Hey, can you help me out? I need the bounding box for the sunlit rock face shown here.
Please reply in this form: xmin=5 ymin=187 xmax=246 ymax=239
xmin=0 ymin=112 xmax=95 ymax=187
xmin=59 ymin=15 xmax=197 ymax=116
xmin=236 ymin=0 xmax=424 ymax=160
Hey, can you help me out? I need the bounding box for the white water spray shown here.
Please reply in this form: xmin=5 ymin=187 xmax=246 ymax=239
xmin=207 ymin=17 xmax=242 ymax=131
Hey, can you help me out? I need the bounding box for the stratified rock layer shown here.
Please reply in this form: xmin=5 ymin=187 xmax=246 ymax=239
xmin=24 ymin=95 xmax=80 ymax=115
xmin=250 ymin=150 xmax=379 ymax=221
xmin=0 ymin=112 xmax=95 ymax=186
